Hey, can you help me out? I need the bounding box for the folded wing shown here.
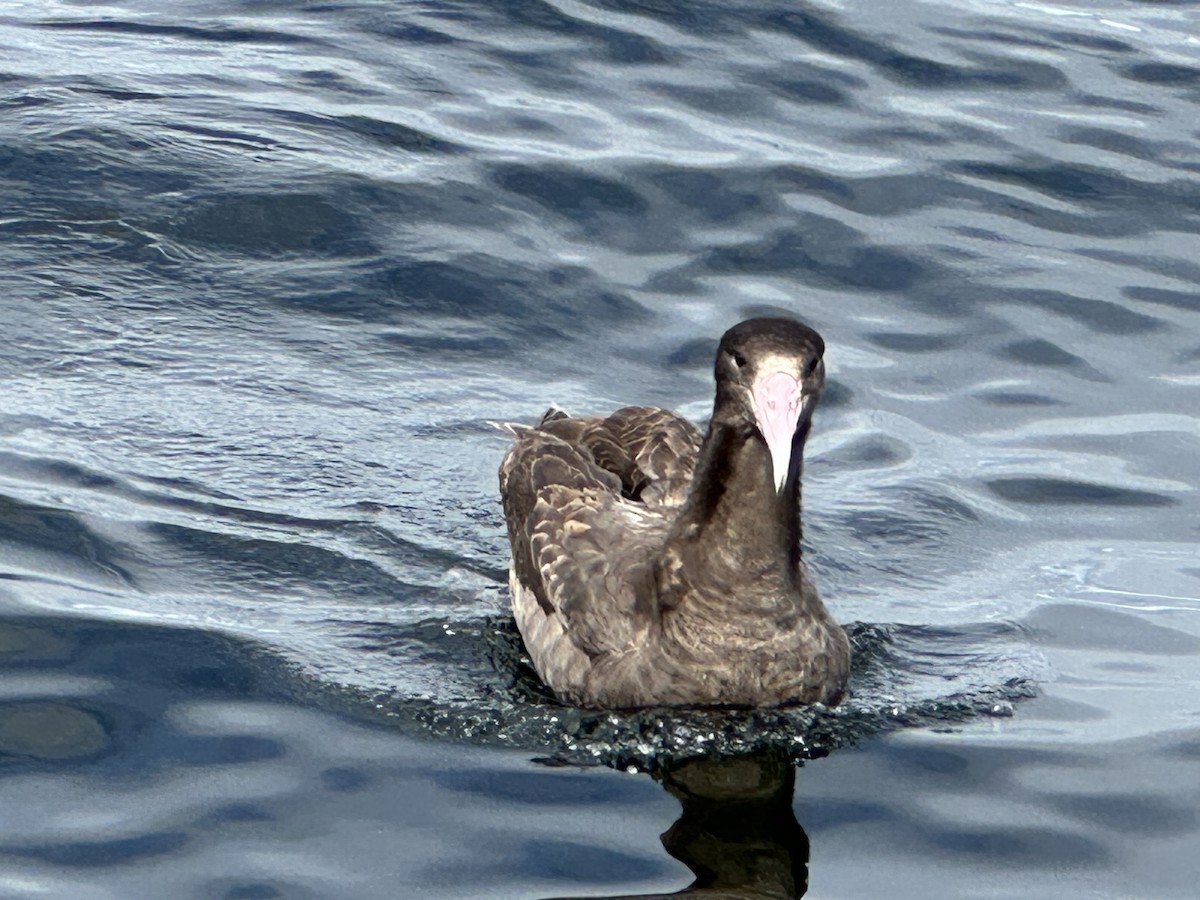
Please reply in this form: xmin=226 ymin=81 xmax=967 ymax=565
xmin=498 ymin=407 xmax=700 ymax=696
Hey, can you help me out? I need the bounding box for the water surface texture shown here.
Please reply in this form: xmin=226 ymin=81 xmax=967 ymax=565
xmin=2 ymin=1 xmax=1199 ymax=897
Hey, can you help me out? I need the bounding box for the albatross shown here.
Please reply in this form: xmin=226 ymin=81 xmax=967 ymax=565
xmin=498 ymin=317 xmax=849 ymax=709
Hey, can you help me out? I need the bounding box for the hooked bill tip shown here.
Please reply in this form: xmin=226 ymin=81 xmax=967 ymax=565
xmin=751 ymin=371 xmax=803 ymax=493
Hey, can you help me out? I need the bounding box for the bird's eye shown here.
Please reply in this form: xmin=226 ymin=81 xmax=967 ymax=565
xmin=729 ymin=350 xmax=748 ymax=369
xmin=803 ymin=357 xmax=820 ymax=378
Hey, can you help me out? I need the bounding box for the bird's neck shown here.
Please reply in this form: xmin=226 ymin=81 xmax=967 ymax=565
xmin=664 ymin=420 xmax=808 ymax=593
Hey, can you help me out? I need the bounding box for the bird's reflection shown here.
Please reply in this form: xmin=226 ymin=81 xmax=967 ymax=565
xmin=546 ymin=751 xmax=808 ymax=899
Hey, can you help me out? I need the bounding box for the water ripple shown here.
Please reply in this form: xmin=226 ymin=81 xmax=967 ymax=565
xmin=1 ymin=0 xmax=1198 ymax=794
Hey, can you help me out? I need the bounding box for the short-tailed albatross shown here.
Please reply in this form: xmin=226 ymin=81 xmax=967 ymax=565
xmin=499 ymin=317 xmax=849 ymax=709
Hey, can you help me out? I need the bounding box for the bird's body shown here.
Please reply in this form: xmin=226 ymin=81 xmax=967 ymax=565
xmin=498 ymin=317 xmax=849 ymax=709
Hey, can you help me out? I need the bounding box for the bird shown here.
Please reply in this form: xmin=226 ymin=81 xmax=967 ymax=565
xmin=498 ymin=317 xmax=849 ymax=709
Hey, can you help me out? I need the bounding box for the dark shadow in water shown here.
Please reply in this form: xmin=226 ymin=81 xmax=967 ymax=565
xmin=544 ymin=752 xmax=809 ymax=900
xmin=1 ymin=612 xmax=808 ymax=896
xmin=0 ymin=613 xmax=299 ymax=772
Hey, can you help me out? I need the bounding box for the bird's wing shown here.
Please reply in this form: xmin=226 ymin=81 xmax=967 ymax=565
xmin=604 ymin=405 xmax=703 ymax=508
xmin=499 ymin=423 xmax=664 ymax=660
xmin=536 ymin=405 xmax=701 ymax=509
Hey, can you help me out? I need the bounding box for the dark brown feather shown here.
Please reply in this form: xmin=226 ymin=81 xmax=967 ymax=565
xmin=498 ymin=317 xmax=850 ymax=709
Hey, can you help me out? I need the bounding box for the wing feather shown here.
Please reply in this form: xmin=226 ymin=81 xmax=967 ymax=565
xmin=603 ymin=406 xmax=702 ymax=507
xmin=533 ymin=405 xmax=701 ymax=508
xmin=498 ymin=410 xmax=678 ymax=694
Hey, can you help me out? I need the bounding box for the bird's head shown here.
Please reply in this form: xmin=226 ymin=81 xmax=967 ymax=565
xmin=714 ymin=317 xmax=826 ymax=492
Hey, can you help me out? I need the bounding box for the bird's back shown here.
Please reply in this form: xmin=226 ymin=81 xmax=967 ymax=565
xmin=498 ymin=406 xmax=701 ymax=704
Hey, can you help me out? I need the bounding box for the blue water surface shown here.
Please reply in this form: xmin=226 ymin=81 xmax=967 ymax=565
xmin=2 ymin=1 xmax=1199 ymax=897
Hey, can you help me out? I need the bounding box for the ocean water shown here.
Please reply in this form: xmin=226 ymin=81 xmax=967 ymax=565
xmin=2 ymin=0 xmax=1199 ymax=897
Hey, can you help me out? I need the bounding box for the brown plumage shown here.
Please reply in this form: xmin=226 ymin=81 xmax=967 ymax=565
xmin=498 ymin=317 xmax=849 ymax=709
